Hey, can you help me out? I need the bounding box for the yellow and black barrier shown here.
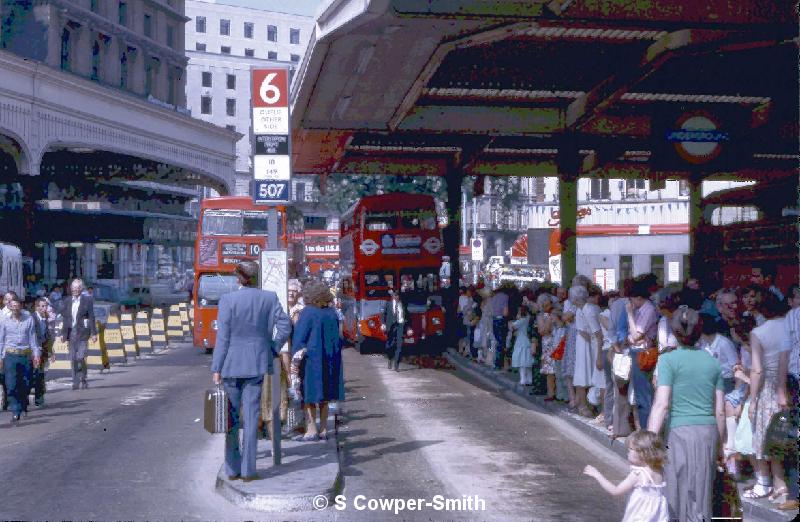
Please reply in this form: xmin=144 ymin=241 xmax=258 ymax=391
xmin=135 ymin=311 xmax=153 ymax=355
xmin=167 ymin=304 xmax=183 ymax=342
xmin=86 ymin=320 xmax=109 ymax=371
xmin=120 ymin=313 xmax=138 ymax=359
xmin=150 ymin=307 xmax=168 ymax=352
xmin=179 ymin=302 xmax=191 ymax=339
xmin=48 ymin=321 xmax=73 ymax=379
xmin=102 ymin=315 xmax=127 ymax=366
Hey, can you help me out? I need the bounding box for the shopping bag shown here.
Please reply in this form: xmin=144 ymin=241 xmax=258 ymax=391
xmin=612 ymin=352 xmax=632 ymax=381
xmin=204 ymin=385 xmax=228 ymax=434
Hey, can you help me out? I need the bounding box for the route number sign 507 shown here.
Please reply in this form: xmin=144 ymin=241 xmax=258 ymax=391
xmin=254 ymin=180 xmax=290 ymax=202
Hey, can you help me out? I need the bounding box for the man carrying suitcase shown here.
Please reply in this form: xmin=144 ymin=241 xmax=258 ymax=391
xmin=211 ymin=261 xmax=291 ymax=482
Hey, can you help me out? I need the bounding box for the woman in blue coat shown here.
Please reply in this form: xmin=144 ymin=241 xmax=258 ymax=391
xmin=292 ymin=279 xmax=344 ymax=441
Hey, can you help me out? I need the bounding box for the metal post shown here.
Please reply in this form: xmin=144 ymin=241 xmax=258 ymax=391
xmin=267 ymin=208 xmax=281 ymax=465
xmin=461 ymin=188 xmax=468 ymax=246
xmin=472 ymin=197 xmax=478 ymax=284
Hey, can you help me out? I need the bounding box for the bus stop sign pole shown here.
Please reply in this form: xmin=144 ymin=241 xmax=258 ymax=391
xmin=268 ymin=210 xmax=281 ymax=466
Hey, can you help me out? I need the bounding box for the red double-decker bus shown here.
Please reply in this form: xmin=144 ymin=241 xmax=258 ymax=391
xmin=339 ymin=193 xmax=445 ymax=354
xmin=193 ymin=196 xmax=290 ymax=352
xmin=303 ymin=230 xmax=340 ymax=277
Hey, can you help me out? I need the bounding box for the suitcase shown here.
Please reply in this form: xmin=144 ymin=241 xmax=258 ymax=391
xmin=204 ymin=385 xmax=228 ymax=434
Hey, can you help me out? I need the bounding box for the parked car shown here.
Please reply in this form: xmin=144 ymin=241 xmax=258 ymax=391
xmin=130 ymin=284 xmax=190 ymax=308
xmin=89 ymin=284 xmax=141 ymax=324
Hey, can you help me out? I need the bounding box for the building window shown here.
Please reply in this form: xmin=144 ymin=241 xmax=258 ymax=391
xmin=201 ymin=71 xmax=212 ymax=87
xmin=167 ymin=67 xmax=179 ymax=105
xmin=201 ymin=96 xmax=212 ymax=114
xmin=119 ymin=49 xmax=130 ymax=88
xmin=244 ymin=48 xmax=254 ymax=57
xmin=144 ymin=57 xmax=158 ymax=97
xmin=290 ymin=28 xmax=300 ymax=44
xmin=144 ymin=14 xmax=152 ymax=37
xmin=295 ymin=182 xmax=305 ymax=201
xmin=220 ymin=19 xmax=230 ymax=36
xmin=195 ymin=16 xmax=206 ymax=33
xmin=195 ymin=42 xmax=206 ymax=51
xmin=267 ymin=51 xmax=277 ymax=60
xmin=226 ymin=74 xmax=235 ymax=89
xmin=267 ymin=25 xmax=277 ymax=42
xmin=97 ymin=247 xmax=116 ymax=279
xmin=651 ymin=255 xmax=664 ymax=286
xmin=91 ymin=39 xmax=101 ymax=81
xmin=226 ymin=98 xmax=236 ymax=116
xmin=244 ymin=22 xmax=254 ymax=39
xmin=625 ymin=179 xmax=646 ymax=198
xmin=225 ymin=124 xmax=236 ymax=131
xmin=590 ymin=179 xmax=610 ymax=200
xmin=290 ymin=54 xmax=300 ymax=63
xmin=166 ymin=25 xmax=175 ymax=48
xmin=118 ymin=2 xmax=127 ymax=26
xmin=60 ymin=28 xmax=71 ymax=71
xmin=620 ymin=255 xmax=633 ymax=283
xmin=220 ymin=46 xmax=231 ymax=54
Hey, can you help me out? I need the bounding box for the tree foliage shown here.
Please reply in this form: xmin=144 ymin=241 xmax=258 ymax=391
xmin=315 ymin=174 xmax=447 ymax=214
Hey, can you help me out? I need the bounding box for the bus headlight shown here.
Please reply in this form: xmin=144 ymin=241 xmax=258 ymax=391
xmin=212 ymin=320 xmax=218 ymax=331
xmin=406 ymin=328 xmax=414 ymax=337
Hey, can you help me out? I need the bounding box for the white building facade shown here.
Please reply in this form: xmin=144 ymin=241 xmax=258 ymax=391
xmin=184 ymin=0 xmax=315 ymax=196
xmin=465 ymin=176 xmax=754 ymax=288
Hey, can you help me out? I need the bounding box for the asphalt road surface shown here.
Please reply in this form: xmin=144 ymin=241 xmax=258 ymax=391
xmin=0 ymin=343 xmax=627 ymax=521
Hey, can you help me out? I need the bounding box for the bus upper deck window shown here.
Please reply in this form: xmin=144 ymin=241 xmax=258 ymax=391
xmin=365 ymin=212 xmax=395 ymax=231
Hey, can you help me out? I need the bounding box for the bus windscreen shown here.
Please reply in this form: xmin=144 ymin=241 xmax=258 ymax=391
xmin=202 ymin=209 xmax=283 ymax=236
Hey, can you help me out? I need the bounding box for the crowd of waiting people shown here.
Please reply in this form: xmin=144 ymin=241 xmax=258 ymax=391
xmin=457 ymin=270 xmax=798 ymax=518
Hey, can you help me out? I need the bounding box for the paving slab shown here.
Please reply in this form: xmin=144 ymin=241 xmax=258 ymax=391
xmin=215 ymin=417 xmax=342 ymax=512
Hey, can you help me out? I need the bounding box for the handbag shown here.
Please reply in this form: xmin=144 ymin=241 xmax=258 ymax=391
xmin=764 ymin=409 xmax=799 ymax=457
xmin=551 ymin=336 xmax=566 ymax=361
xmin=613 ymin=352 xmax=632 ymax=381
xmin=636 ymin=345 xmax=659 ymax=372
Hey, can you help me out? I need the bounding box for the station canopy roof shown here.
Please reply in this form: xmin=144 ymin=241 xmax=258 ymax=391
xmin=290 ymin=0 xmax=798 ymax=182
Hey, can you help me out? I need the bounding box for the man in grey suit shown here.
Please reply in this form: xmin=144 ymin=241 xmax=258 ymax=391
xmin=60 ymin=279 xmax=97 ymax=390
xmin=212 ymin=261 xmax=291 ymax=482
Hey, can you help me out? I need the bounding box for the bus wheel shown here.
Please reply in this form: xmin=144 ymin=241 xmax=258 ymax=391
xmin=204 ymin=348 xmax=213 ymax=355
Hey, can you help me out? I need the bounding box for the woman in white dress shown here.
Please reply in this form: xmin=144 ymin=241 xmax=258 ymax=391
xmin=510 ymin=306 xmax=535 ymax=385
xmin=745 ymin=294 xmax=791 ymax=502
xmin=574 ymin=285 xmax=602 ymax=417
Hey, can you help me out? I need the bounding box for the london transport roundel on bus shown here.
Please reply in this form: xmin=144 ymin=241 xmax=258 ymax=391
xmin=423 ymin=237 xmax=442 ymax=254
xmin=360 ymin=239 xmax=379 ymax=256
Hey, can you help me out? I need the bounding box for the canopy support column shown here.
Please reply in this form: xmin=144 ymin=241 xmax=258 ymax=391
xmin=557 ymin=146 xmax=580 ymax=286
xmin=443 ymin=160 xmax=463 ymax=349
xmin=687 ymin=173 xmax=704 ymax=281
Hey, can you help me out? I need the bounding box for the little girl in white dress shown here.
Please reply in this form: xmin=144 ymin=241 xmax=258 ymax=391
xmin=584 ymin=430 xmax=669 ymax=522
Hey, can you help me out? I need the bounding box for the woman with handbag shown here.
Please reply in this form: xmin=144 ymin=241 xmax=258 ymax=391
xmin=626 ymin=280 xmax=659 ymax=430
xmin=744 ymin=294 xmax=791 ymax=502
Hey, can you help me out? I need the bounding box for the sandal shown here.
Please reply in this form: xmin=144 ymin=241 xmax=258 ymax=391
xmin=742 ymin=485 xmax=772 ymax=499
xmin=319 ymin=431 xmax=328 ymax=441
xmin=768 ymin=487 xmax=788 ymax=503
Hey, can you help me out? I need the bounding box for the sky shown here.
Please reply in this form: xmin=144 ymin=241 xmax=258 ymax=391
xmin=207 ymin=0 xmax=324 ymax=17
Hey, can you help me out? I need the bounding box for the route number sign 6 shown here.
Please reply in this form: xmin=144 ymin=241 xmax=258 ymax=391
xmin=252 ymin=69 xmax=288 ymax=108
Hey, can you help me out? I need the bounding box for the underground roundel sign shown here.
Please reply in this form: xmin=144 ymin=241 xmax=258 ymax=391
xmin=666 ymin=111 xmax=729 ymax=165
